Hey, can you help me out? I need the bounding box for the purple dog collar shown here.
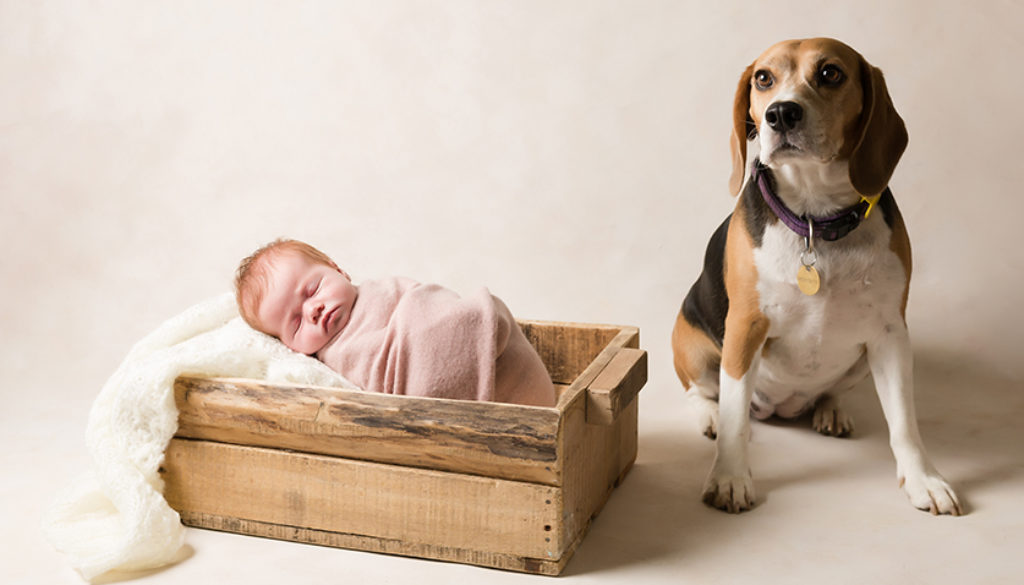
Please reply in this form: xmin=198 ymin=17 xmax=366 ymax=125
xmin=753 ymin=161 xmax=879 ymax=242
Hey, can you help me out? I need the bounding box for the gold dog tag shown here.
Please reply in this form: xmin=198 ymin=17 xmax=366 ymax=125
xmin=797 ymin=265 xmax=820 ymax=296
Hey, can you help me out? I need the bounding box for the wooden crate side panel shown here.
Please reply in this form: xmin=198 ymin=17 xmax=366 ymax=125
xmin=518 ymin=321 xmax=623 ymax=385
xmin=162 ymin=439 xmax=565 ymax=561
xmin=177 ymin=513 xmax=568 ymax=576
xmin=175 ymin=376 xmax=562 ymax=485
xmin=557 ymin=397 xmax=639 ymax=550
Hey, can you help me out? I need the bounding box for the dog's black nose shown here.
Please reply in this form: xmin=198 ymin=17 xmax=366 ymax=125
xmin=765 ymin=101 xmax=803 ymax=132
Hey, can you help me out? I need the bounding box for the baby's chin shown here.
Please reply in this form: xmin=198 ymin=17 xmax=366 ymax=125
xmin=282 ymin=338 xmax=327 ymax=356
xmin=312 ymin=330 xmax=344 ymax=357
xmin=291 ymin=345 xmax=318 ymax=356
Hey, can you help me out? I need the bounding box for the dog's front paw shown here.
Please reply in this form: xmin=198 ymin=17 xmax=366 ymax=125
xmin=702 ymin=470 xmax=756 ymax=513
xmin=900 ymin=472 xmax=963 ymax=516
xmin=812 ymin=397 xmax=854 ymax=437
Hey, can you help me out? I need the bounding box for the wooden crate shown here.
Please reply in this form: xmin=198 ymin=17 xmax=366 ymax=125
xmin=160 ymin=320 xmax=647 ymax=575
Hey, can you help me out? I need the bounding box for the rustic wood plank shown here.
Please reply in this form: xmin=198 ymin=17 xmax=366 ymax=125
xmin=175 ymin=513 xmax=570 ymax=576
xmin=175 ymin=376 xmax=563 ymax=485
xmin=162 ymin=439 xmax=565 ymax=561
xmin=586 ymin=348 xmax=648 ymax=425
xmin=518 ymin=320 xmax=623 ymax=385
xmin=556 ymin=326 xmax=641 ymax=409
xmin=557 ymin=396 xmax=639 ymax=553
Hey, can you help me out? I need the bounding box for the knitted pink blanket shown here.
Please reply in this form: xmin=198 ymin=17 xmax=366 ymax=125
xmin=316 ymin=277 xmax=555 ymax=406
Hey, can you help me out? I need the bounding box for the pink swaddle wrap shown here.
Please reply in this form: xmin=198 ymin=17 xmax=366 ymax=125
xmin=316 ymin=277 xmax=556 ymax=407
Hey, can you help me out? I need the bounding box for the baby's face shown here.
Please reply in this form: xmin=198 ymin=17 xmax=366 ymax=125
xmin=256 ymin=252 xmax=358 ymax=355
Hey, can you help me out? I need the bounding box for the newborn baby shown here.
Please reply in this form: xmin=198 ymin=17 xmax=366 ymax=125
xmin=235 ymin=239 xmax=556 ymax=407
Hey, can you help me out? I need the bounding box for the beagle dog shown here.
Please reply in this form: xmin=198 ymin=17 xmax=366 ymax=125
xmin=671 ymin=38 xmax=962 ymax=515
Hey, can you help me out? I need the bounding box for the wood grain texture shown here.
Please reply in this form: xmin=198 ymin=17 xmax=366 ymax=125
xmin=587 ymin=348 xmax=648 ymax=425
xmin=518 ymin=320 xmax=624 ymax=385
xmin=556 ymin=325 xmax=641 ymax=410
xmin=163 ymin=439 xmax=564 ymax=561
xmin=175 ymin=512 xmax=571 ymax=576
xmin=175 ymin=376 xmax=563 ymax=485
xmin=556 ymin=390 xmax=639 ymax=553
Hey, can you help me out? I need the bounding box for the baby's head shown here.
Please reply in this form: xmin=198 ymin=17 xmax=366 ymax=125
xmin=236 ymin=239 xmax=358 ymax=355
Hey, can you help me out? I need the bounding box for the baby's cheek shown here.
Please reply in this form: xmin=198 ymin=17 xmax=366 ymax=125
xmin=285 ymin=336 xmax=309 ymax=355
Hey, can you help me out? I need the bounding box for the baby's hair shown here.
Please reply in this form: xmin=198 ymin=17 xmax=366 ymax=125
xmin=235 ymin=239 xmax=338 ymax=332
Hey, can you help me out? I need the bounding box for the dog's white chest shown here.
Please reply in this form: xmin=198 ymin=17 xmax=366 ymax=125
xmin=750 ymin=218 xmax=907 ymax=406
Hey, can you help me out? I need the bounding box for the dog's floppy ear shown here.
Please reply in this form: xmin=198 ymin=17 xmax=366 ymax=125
xmin=729 ymin=64 xmax=756 ymax=196
xmin=848 ymin=61 xmax=908 ymax=196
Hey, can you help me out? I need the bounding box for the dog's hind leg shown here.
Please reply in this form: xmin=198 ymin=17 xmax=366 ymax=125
xmin=672 ymin=311 xmax=723 ymax=438
xmin=812 ymin=395 xmax=856 ymax=437
xmin=811 ymin=352 xmax=870 ymax=437
xmin=688 ymin=379 xmax=721 ymax=439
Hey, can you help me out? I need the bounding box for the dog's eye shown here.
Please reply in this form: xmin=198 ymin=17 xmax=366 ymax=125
xmin=819 ymin=64 xmax=845 ymax=86
xmin=754 ymin=70 xmax=774 ymax=90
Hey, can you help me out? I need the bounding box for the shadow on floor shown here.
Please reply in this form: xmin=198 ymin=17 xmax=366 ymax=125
xmin=561 ymin=347 xmax=1023 ymax=575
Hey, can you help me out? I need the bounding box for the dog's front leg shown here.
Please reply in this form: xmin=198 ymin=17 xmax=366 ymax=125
xmin=702 ymin=313 xmax=769 ymax=513
xmin=868 ymin=323 xmax=963 ymax=515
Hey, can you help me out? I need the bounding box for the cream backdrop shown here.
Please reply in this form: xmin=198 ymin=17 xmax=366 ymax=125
xmin=3 ymin=1 xmax=1023 ymax=584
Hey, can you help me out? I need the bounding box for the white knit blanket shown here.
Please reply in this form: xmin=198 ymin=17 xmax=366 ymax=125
xmin=43 ymin=293 xmax=354 ymax=581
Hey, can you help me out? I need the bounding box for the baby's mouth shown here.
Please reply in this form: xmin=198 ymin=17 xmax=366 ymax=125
xmin=322 ymin=306 xmax=337 ymax=333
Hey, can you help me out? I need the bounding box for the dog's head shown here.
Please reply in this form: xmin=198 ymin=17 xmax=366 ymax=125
xmin=729 ymin=38 xmax=907 ymax=197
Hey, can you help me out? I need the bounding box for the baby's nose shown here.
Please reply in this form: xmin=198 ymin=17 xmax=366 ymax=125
xmin=306 ymin=302 xmax=324 ymax=322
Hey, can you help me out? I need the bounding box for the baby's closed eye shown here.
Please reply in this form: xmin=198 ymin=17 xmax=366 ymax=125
xmin=307 ymin=278 xmax=322 ymax=297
